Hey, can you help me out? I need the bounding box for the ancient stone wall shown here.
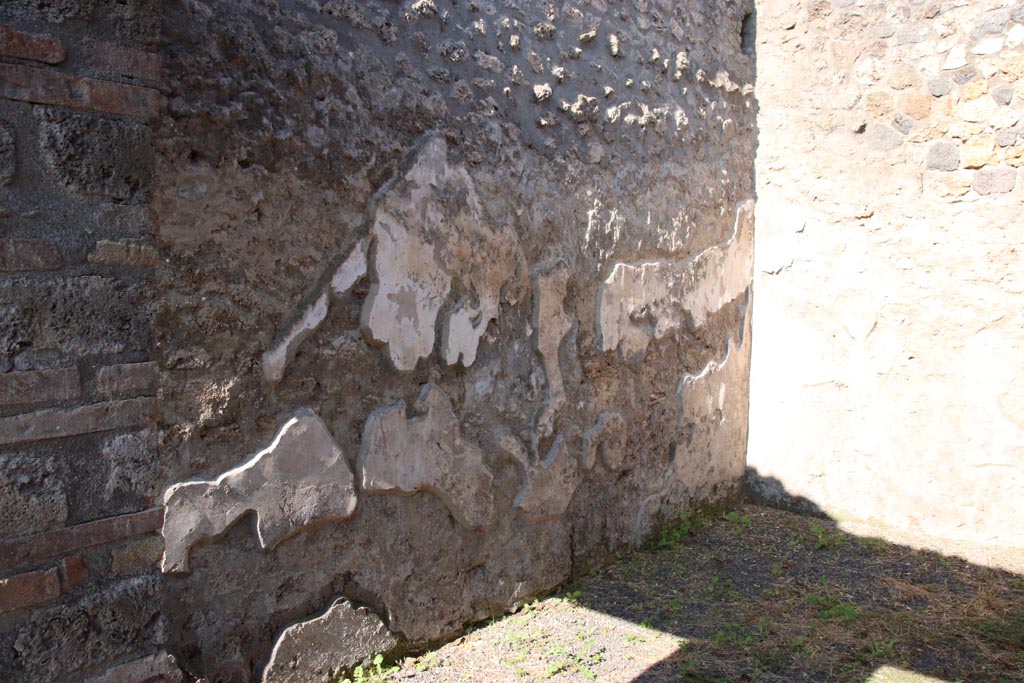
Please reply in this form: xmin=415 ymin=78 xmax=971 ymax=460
xmin=0 ymin=1 xmax=756 ymax=682
xmin=749 ymin=0 xmax=1024 ymax=547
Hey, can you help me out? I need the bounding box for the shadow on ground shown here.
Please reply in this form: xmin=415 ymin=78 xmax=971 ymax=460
xmin=388 ymin=480 xmax=1024 ymax=683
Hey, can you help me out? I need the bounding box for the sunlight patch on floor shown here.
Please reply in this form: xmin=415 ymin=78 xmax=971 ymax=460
xmin=866 ymin=665 xmax=954 ymax=683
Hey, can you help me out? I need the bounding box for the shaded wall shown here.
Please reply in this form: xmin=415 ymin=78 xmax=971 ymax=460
xmin=749 ymin=0 xmax=1024 ymax=547
xmin=150 ymin=1 xmax=756 ymax=682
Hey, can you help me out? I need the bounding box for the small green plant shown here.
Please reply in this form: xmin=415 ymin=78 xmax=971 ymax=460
xmin=338 ymin=654 xmax=397 ymax=683
xmin=806 ymin=579 xmax=859 ymax=622
xmin=810 ymin=522 xmax=845 ymax=551
xmin=856 ymin=536 xmax=890 ymax=554
xmin=770 ymin=562 xmax=783 ymax=576
xmin=724 ymin=510 xmax=751 ymax=535
xmin=863 ymin=638 xmax=896 ymax=659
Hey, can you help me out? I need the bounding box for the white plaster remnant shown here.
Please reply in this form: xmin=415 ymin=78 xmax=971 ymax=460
xmin=514 ymin=434 xmax=582 ymax=521
xmin=161 ymin=412 xmax=357 ymax=573
xmin=597 ymin=199 xmax=754 ymax=360
xmin=583 ymin=411 xmax=628 ymax=470
xmin=358 ymin=383 xmax=495 ymax=528
xmin=533 ymin=262 xmax=573 ymax=441
xmin=262 ymin=239 xmax=368 ymax=383
xmin=262 ymin=598 xmax=397 ymax=683
xmin=363 ymin=135 xmax=522 ymax=371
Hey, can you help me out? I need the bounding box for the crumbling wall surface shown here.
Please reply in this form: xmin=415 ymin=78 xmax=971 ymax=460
xmin=0 ymin=2 xmax=174 ymax=683
xmin=749 ymin=0 xmax=1024 ymax=547
xmin=153 ymin=0 xmax=756 ymax=681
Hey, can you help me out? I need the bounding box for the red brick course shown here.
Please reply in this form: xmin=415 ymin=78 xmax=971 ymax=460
xmin=0 ymin=568 xmax=61 ymax=614
xmin=0 ymin=396 xmax=157 ymax=445
xmin=0 ymin=366 xmax=80 ymax=408
xmin=62 ymin=555 xmax=90 ymax=588
xmin=0 ymin=63 xmax=163 ymax=119
xmin=0 ymin=237 xmax=63 ymax=272
xmin=88 ymin=41 xmax=162 ymax=85
xmin=0 ymin=24 xmax=66 ymax=65
xmin=0 ymin=508 xmax=164 ymax=571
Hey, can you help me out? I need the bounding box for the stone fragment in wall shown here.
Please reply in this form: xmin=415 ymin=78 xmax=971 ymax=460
xmin=973 ymin=37 xmax=1004 ymax=56
xmin=887 ymin=64 xmax=921 ymax=90
xmin=926 ymin=171 xmax=973 ymax=198
xmin=533 ymin=262 xmax=573 ymax=442
xmin=865 ymin=124 xmax=904 ymax=151
xmin=1004 ymin=146 xmax=1024 ymax=167
xmin=1008 ymin=23 xmax=1024 ymax=49
xmin=263 ymin=239 xmax=367 ymax=383
xmin=963 ymin=80 xmax=988 ymax=100
xmin=992 ymin=108 xmax=1020 ymax=130
xmin=908 ymin=121 xmax=949 ymax=143
xmin=597 ymin=200 xmax=754 ymax=361
xmin=582 ymin=412 xmax=628 ymax=470
xmin=929 ymin=78 xmax=951 ymax=97
xmin=961 ymin=135 xmax=997 ymax=168
xmin=262 ymin=598 xmax=397 ymax=683
xmin=865 ymin=92 xmax=893 ymax=118
xmin=992 ymin=86 xmax=1014 ymax=106
xmin=358 ymin=383 xmax=494 ymax=528
xmin=943 ymin=46 xmax=968 ymax=70
xmin=161 ymin=411 xmax=357 ymax=573
xmin=973 ymin=166 xmax=1018 ymax=195
xmin=958 ymin=95 xmax=997 ymax=123
xmin=898 ymin=93 xmax=931 ymax=120
xmin=514 ymin=434 xmax=582 ymax=521
xmin=363 ymin=135 xmax=522 ymax=371
xmin=927 ymin=140 xmax=961 ymax=171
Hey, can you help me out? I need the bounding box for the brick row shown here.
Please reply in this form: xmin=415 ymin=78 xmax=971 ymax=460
xmin=0 ymin=63 xmax=163 ymax=119
xmin=0 ymin=507 xmax=164 ymax=571
xmin=96 ymin=362 xmax=158 ymax=400
xmin=0 ymin=24 xmax=65 ymax=65
xmin=0 ymin=567 xmax=60 ymax=614
xmin=88 ymin=41 xmax=162 ymax=85
xmin=0 ymin=366 xmax=80 ymax=408
xmin=0 ymin=237 xmax=63 ymax=272
xmin=87 ymin=239 xmax=159 ymax=269
xmin=0 ymin=396 xmax=157 ymax=445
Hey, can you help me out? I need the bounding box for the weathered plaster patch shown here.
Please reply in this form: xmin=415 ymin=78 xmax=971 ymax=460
xmin=597 ymin=199 xmax=754 ymax=360
xmin=514 ymin=434 xmax=582 ymax=521
xmin=358 ymin=383 xmax=495 ymax=529
xmin=161 ymin=412 xmax=357 ymax=573
xmin=263 ymin=239 xmax=368 ymax=383
xmin=262 ymin=598 xmax=397 ymax=683
xmin=583 ymin=412 xmax=628 ymax=470
xmin=533 ymin=262 xmax=573 ymax=442
xmin=363 ymin=135 xmax=522 ymax=371
xmin=262 ymin=291 xmax=329 ymax=384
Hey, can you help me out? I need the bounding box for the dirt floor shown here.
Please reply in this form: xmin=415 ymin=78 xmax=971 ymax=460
xmin=366 ymin=505 xmax=1024 ymax=683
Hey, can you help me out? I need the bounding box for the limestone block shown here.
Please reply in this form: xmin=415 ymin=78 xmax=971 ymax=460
xmin=583 ymin=412 xmax=628 ymax=470
xmin=597 ymin=200 xmax=754 ymax=360
xmin=973 ymin=166 xmax=1018 ymax=194
xmin=363 ymin=135 xmax=522 ymax=371
xmin=972 ymin=37 xmax=1004 ymax=55
xmin=963 ymin=80 xmax=988 ymax=100
xmin=358 ymin=383 xmax=494 ymax=528
xmin=514 ymin=434 xmax=582 ymax=521
xmin=161 ymin=412 xmax=357 ymax=573
xmin=262 ymin=598 xmax=397 ymax=683
xmin=961 ymin=135 xmax=997 ymax=168
xmin=533 ymin=262 xmax=573 ymax=442
xmin=866 ymin=124 xmax=904 ymax=150
xmin=925 ymin=170 xmax=973 ymax=197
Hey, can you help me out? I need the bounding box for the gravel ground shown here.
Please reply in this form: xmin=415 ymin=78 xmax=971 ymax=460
xmin=373 ymin=505 xmax=1024 ymax=683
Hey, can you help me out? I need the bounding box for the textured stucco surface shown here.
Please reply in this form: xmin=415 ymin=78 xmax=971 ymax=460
xmin=749 ymin=0 xmax=1024 ymax=548
xmin=152 ymin=0 xmax=756 ymax=680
